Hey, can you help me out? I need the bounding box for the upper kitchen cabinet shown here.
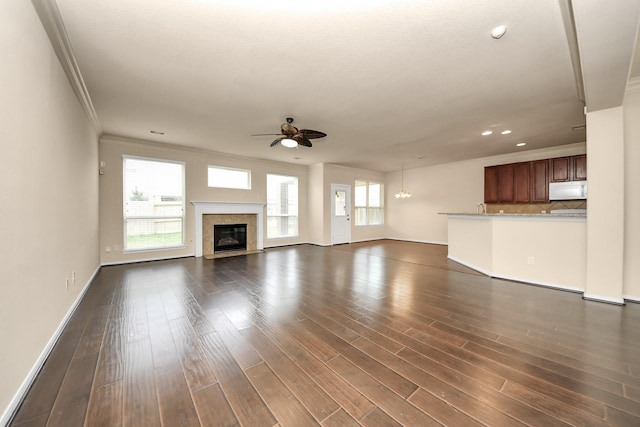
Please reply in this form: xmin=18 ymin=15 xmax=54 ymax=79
xmin=513 ymin=162 xmax=531 ymax=203
xmin=498 ymin=163 xmax=514 ymax=203
xmin=484 ymin=166 xmax=499 ymax=203
xmin=484 ymin=163 xmax=522 ymax=203
xmin=549 ymin=155 xmax=587 ymax=182
xmin=484 ymin=154 xmax=585 ymax=204
xmin=573 ymin=154 xmax=587 ymax=181
xmin=530 ymin=159 xmax=549 ymax=202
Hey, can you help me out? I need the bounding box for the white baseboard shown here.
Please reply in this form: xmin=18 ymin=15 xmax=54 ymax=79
xmin=385 ymin=237 xmax=448 ymax=246
xmin=447 ymin=255 xmax=585 ymax=293
xmin=583 ymin=293 xmax=626 ymax=305
xmin=0 ymin=265 xmax=100 ymax=426
xmin=101 ymin=253 xmax=195 ymax=266
xmin=623 ymin=295 xmax=640 ymax=304
xmin=447 ymin=255 xmax=492 ymax=276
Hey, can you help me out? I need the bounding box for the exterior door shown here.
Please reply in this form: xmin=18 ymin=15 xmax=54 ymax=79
xmin=331 ymin=184 xmax=351 ymax=245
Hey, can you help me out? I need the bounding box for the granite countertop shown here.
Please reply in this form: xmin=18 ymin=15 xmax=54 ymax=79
xmin=440 ymin=212 xmax=587 ymax=217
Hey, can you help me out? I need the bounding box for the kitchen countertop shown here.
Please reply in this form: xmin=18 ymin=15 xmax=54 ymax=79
xmin=440 ymin=212 xmax=587 ymax=217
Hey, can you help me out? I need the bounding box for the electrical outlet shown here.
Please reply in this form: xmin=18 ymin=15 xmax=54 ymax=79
xmin=527 ymin=256 xmax=535 ymax=265
xmin=105 ymin=246 xmax=111 ymax=253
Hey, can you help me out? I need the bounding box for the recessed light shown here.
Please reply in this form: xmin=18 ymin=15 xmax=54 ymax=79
xmin=491 ymin=25 xmax=507 ymax=39
xmin=481 ymin=130 xmax=493 ymax=136
xmin=149 ymin=130 xmax=165 ymax=135
xmin=501 ymin=130 xmax=512 ymax=135
xmin=516 ymin=142 xmax=526 ymax=147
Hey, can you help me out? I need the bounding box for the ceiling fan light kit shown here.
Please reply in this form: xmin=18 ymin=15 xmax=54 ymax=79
xmin=252 ymin=117 xmax=326 ymax=149
xmin=281 ymin=138 xmax=298 ymax=148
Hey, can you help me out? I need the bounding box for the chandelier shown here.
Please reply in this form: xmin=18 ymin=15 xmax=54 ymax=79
xmin=395 ymin=164 xmax=411 ymax=199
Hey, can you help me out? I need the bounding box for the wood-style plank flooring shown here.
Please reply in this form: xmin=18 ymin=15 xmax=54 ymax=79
xmin=10 ymin=241 xmax=640 ymax=426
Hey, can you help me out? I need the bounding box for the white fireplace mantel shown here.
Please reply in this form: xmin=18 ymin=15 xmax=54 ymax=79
xmin=192 ymin=201 xmax=266 ymax=257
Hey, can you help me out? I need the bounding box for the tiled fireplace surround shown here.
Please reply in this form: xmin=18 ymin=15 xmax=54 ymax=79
xmin=192 ymin=202 xmax=265 ymax=257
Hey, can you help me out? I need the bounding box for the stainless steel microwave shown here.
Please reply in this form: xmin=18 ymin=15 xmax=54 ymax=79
xmin=549 ymin=181 xmax=588 ymax=200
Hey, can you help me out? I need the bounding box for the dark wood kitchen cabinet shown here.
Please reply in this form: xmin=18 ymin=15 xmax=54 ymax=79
xmin=550 ymin=155 xmax=587 ymax=182
xmin=497 ymin=164 xmax=514 ymax=203
xmin=530 ymin=159 xmax=549 ymax=202
xmin=573 ymin=154 xmax=587 ymax=180
xmin=484 ymin=166 xmax=499 ymax=203
xmin=513 ymin=162 xmax=530 ymax=203
xmin=484 ymin=163 xmax=517 ymax=203
xmin=484 ymin=154 xmax=584 ymax=204
xmin=550 ymin=157 xmax=571 ymax=182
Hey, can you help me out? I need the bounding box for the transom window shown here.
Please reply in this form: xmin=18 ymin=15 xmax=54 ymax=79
xmin=267 ymin=174 xmax=299 ymax=238
xmin=123 ymin=156 xmax=185 ymax=250
xmin=355 ymin=180 xmax=384 ymax=226
xmin=208 ymin=166 xmax=251 ymax=190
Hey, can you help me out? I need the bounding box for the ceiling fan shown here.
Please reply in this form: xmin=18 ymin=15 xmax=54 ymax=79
xmin=252 ymin=117 xmax=327 ymax=148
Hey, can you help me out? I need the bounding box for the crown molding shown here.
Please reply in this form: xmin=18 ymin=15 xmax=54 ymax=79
xmin=31 ymin=0 xmax=102 ymax=133
xmin=627 ymin=77 xmax=640 ymax=94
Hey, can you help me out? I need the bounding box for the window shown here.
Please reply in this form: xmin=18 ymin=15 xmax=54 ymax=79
xmin=123 ymin=156 xmax=185 ymax=250
xmin=267 ymin=174 xmax=298 ymax=238
xmin=208 ymin=166 xmax=251 ymax=189
xmin=355 ymin=180 xmax=384 ymax=226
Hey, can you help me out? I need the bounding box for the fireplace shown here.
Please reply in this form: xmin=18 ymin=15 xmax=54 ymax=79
xmin=214 ymin=223 xmax=247 ymax=253
xmin=191 ymin=201 xmax=265 ymax=258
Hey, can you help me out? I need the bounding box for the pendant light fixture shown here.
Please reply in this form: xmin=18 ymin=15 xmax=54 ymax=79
xmin=395 ymin=164 xmax=412 ymax=199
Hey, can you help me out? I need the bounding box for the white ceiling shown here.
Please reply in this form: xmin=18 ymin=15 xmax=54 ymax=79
xmin=52 ymin=0 xmax=638 ymax=172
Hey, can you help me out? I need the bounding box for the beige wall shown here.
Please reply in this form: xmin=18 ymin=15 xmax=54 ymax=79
xmin=99 ymin=136 xmax=310 ymax=264
xmin=448 ymin=216 xmax=587 ymax=291
xmin=624 ymin=87 xmax=640 ymax=300
xmin=307 ymin=163 xmax=325 ymax=244
xmin=323 ymin=164 xmax=386 ymax=245
xmin=385 ymin=143 xmax=587 ymax=244
xmin=0 ymin=1 xmax=99 ymax=420
xmin=585 ymin=107 xmax=625 ymax=303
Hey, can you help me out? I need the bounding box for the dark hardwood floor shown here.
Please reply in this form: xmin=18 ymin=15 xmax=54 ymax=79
xmin=10 ymin=240 xmax=640 ymax=426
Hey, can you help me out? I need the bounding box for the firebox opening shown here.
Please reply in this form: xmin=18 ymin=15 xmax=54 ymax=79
xmin=213 ymin=223 xmax=247 ymax=253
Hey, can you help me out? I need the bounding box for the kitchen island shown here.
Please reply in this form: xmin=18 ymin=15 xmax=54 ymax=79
xmin=444 ymin=213 xmax=586 ymax=292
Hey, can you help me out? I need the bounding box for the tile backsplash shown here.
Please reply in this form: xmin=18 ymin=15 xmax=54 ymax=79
xmin=486 ymin=200 xmax=587 ymax=214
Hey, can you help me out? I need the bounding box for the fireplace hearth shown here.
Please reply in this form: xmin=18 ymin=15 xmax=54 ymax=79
xmin=213 ymin=223 xmax=247 ymax=253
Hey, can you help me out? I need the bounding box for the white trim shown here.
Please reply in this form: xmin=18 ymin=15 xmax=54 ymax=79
xmin=31 ymin=0 xmax=101 ymax=133
xmin=623 ymin=295 xmax=640 ymax=304
xmin=583 ymin=293 xmax=625 ymax=305
xmin=627 ymin=77 xmax=640 ymax=94
xmin=349 ymin=237 xmax=387 ymax=244
xmin=448 ymin=255 xmax=585 ymax=293
xmin=386 ymin=237 xmax=448 ymax=246
xmin=101 ymin=253 xmax=195 ymax=266
xmin=447 ymin=255 xmax=493 ymax=276
xmin=0 ymin=265 xmax=100 ymax=426
xmin=491 ymin=273 xmax=583 ymax=293
xmin=192 ymin=201 xmax=266 ymax=257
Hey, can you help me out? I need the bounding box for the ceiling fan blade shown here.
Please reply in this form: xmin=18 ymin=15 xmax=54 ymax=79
xmin=252 ymin=133 xmax=282 ymax=137
xmin=294 ymin=135 xmax=312 ymax=147
xmin=270 ymin=138 xmax=282 ymax=147
xmin=300 ymin=129 xmax=327 ymax=139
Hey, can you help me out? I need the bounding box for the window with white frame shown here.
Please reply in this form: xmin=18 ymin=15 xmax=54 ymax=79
xmin=355 ymin=180 xmax=384 ymax=226
xmin=267 ymin=174 xmax=298 ymax=238
xmin=123 ymin=156 xmax=185 ymax=250
xmin=208 ymin=166 xmax=251 ymax=189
